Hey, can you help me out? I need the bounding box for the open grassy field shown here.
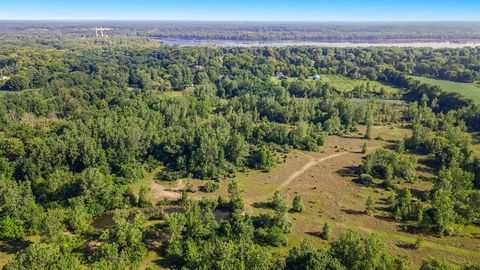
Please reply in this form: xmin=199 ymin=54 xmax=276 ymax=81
xmin=410 ymin=75 xmax=480 ymax=104
xmin=270 ymin=75 xmax=404 ymax=94
xmin=320 ymin=75 xmax=403 ymax=93
xmin=133 ymin=125 xmax=480 ymax=269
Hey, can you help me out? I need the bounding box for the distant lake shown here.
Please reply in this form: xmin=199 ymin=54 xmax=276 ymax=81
xmin=155 ymin=38 xmax=480 ymax=48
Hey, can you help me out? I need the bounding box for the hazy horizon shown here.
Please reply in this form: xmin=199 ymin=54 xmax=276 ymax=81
xmin=1 ymin=19 xmax=480 ymax=22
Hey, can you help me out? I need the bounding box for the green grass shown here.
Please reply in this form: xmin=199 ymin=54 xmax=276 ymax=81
xmin=270 ymin=75 xmax=403 ymax=94
xmin=320 ymin=75 xmax=402 ymax=94
xmin=129 ymin=166 xmax=164 ymax=195
xmin=0 ymin=88 xmax=41 ymax=96
xmin=0 ymin=90 xmax=13 ymax=96
xmin=471 ymin=144 xmax=480 ymax=155
xmin=349 ymin=98 xmax=406 ymax=105
xmin=410 ymin=76 xmax=480 ymax=104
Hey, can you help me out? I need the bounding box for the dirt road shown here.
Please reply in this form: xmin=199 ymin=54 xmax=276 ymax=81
xmin=278 ymin=147 xmax=378 ymax=190
xmin=278 ymin=152 xmax=349 ymax=189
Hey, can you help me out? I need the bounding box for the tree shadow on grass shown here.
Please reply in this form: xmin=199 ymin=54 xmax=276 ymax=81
xmin=251 ymin=202 xmax=271 ymax=209
xmin=336 ymin=166 xmax=360 ymax=178
xmin=410 ymin=188 xmax=430 ymax=201
xmin=397 ymin=223 xmax=432 ymax=235
xmin=154 ymin=257 xmax=182 ymax=270
xmin=0 ymin=239 xmax=33 ymax=254
xmin=152 ymin=243 xmax=183 ymax=270
xmin=143 ymin=224 xmax=183 ymax=270
xmin=375 ymin=203 xmax=392 ymax=210
xmin=418 ymin=158 xmax=439 ymax=171
xmin=396 ymin=242 xmax=416 ymax=250
xmin=339 ymin=134 xmax=364 ymax=140
xmin=416 ymin=165 xmax=436 ymax=176
xmin=373 ymin=214 xmax=396 ymax=222
xmin=306 ymin=231 xmax=323 ymax=239
xmin=375 ymin=197 xmax=393 ymax=212
xmin=341 ymin=209 xmax=365 ymax=216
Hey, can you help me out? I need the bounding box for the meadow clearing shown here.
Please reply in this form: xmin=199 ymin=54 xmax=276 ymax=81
xmin=133 ymin=125 xmax=480 ymax=269
xmin=410 ymin=75 xmax=480 ymax=104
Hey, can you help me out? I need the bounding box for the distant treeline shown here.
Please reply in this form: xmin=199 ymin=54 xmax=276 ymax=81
xmin=1 ymin=21 xmax=480 ymax=42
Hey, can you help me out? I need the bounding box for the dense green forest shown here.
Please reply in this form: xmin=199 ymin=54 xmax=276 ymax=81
xmin=0 ymin=32 xmax=480 ymax=269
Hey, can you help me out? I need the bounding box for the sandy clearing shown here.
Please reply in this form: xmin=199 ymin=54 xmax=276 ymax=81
xmin=278 ymin=147 xmax=379 ymax=190
xmin=150 ymin=179 xmax=184 ymax=200
xmin=278 ymin=152 xmax=348 ymax=190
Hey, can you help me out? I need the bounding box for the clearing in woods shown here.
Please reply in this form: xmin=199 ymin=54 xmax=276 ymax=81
xmin=270 ymin=74 xmax=404 ymax=94
xmin=137 ymin=126 xmax=480 ymax=269
xmin=410 ymin=75 xmax=480 ymax=104
xmin=279 ymin=151 xmax=349 ymax=189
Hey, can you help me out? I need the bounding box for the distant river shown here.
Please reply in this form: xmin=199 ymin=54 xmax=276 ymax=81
xmin=155 ymin=38 xmax=480 ymax=48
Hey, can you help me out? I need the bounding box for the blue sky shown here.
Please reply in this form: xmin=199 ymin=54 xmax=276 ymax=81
xmin=0 ymin=0 xmax=479 ymax=21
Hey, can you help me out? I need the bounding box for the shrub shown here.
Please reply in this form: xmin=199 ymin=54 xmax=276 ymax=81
xmin=138 ymin=186 xmax=153 ymax=208
xmin=0 ymin=216 xmax=25 ymax=240
xmin=292 ymin=195 xmax=304 ymax=213
xmin=184 ymin=180 xmax=196 ymax=193
xmin=362 ymin=149 xmax=417 ymax=185
xmin=414 ymin=234 xmax=425 ymax=249
xmin=275 ymin=213 xmax=293 ymax=233
xmin=250 ymin=145 xmax=276 ymax=172
xmin=4 ymin=242 xmax=81 ymax=270
xmin=359 ymin=174 xmax=374 ymax=185
xmin=201 ymin=197 xmax=218 ymax=211
xmin=201 ymin=181 xmax=219 ymax=193
xmin=271 ymin=191 xmax=289 ymax=213
xmin=320 ymin=222 xmax=331 ymax=240
xmin=361 ymin=143 xmax=368 ymax=153
xmin=420 ymin=258 xmax=454 ymax=270
xmin=365 ymin=196 xmax=374 ymax=215
xmin=256 ymin=226 xmax=288 ymax=247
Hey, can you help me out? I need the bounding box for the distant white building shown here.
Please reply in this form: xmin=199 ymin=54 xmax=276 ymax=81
xmin=0 ymin=76 xmax=10 ymax=82
xmin=313 ymin=75 xmax=321 ymax=81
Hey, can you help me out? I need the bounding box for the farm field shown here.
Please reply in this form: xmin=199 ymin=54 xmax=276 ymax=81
xmin=134 ymin=126 xmax=480 ymax=269
xmin=410 ymin=75 xmax=480 ymax=104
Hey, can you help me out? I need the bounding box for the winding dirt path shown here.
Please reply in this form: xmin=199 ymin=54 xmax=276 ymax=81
xmin=278 ymin=146 xmax=379 ymax=190
xmin=149 ymin=147 xmax=377 ymax=200
xmin=278 ymin=152 xmax=349 ymax=189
